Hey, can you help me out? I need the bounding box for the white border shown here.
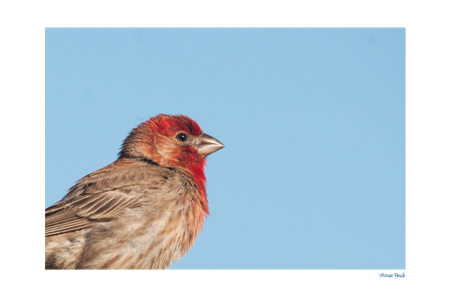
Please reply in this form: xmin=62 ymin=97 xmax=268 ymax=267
xmin=1 ymin=0 xmax=449 ymax=306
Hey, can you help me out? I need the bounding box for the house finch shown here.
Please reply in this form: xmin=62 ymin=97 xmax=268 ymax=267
xmin=45 ymin=114 xmax=224 ymax=269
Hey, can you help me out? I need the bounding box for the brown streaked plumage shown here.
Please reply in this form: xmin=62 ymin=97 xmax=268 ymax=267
xmin=45 ymin=114 xmax=224 ymax=269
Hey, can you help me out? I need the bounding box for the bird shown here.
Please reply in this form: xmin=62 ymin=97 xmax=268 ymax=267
xmin=45 ymin=114 xmax=224 ymax=269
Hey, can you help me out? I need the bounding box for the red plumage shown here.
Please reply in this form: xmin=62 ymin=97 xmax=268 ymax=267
xmin=45 ymin=114 xmax=224 ymax=269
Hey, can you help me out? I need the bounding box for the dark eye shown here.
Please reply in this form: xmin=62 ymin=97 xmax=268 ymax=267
xmin=176 ymin=132 xmax=188 ymax=142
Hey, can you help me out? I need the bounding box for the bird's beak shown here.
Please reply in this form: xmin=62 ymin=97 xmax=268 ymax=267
xmin=197 ymin=133 xmax=225 ymax=156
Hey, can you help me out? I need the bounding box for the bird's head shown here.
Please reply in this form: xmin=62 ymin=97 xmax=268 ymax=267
xmin=120 ymin=114 xmax=224 ymax=181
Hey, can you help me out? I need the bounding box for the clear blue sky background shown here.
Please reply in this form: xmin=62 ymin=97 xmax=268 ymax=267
xmin=46 ymin=28 xmax=405 ymax=269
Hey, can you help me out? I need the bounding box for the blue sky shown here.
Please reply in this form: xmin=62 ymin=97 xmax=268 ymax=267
xmin=46 ymin=28 xmax=405 ymax=269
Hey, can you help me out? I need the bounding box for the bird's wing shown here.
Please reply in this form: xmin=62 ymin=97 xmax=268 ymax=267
xmin=45 ymin=187 xmax=151 ymax=236
xmin=45 ymin=161 xmax=183 ymax=237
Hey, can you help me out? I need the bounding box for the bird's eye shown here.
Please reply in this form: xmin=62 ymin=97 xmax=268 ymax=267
xmin=176 ymin=132 xmax=188 ymax=142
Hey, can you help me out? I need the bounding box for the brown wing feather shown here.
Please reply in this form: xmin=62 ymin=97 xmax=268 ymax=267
xmin=46 ymin=217 xmax=93 ymax=236
xmin=45 ymin=159 xmax=177 ymax=237
xmin=45 ymin=187 xmax=161 ymax=236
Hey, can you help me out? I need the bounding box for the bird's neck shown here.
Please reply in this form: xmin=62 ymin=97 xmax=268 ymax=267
xmin=179 ymin=158 xmax=209 ymax=217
